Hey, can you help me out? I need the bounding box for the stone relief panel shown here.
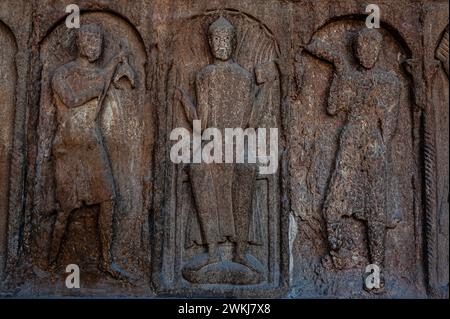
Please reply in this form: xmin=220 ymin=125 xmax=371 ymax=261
xmin=0 ymin=20 xmax=17 ymax=281
xmin=290 ymin=18 xmax=422 ymax=297
xmin=0 ymin=0 xmax=447 ymax=299
xmin=155 ymin=10 xmax=284 ymax=295
xmin=30 ymin=12 xmax=152 ymax=291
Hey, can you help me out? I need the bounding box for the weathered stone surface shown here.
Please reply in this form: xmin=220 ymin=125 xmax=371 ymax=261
xmin=0 ymin=0 xmax=448 ymax=298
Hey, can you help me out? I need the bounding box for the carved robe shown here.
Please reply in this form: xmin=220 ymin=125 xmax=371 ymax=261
xmin=186 ymin=61 xmax=260 ymax=247
xmin=324 ymin=70 xmax=400 ymax=225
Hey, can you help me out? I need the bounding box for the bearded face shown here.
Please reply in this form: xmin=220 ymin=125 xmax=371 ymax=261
xmin=208 ymin=28 xmax=235 ymax=61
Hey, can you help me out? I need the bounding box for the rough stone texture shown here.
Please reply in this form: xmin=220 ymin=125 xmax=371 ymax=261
xmin=0 ymin=0 xmax=448 ymax=298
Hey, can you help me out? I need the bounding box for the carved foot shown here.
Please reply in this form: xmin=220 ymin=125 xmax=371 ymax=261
xmin=233 ymin=253 xmax=264 ymax=275
xmin=327 ymin=222 xmax=343 ymax=251
xmin=99 ymin=262 xmax=132 ymax=282
xmin=182 ymin=253 xmax=218 ymax=273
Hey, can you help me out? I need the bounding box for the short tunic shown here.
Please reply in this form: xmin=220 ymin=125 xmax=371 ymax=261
xmin=53 ymin=98 xmax=115 ymax=211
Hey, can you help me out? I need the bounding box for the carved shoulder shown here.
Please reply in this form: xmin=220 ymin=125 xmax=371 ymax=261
xmin=51 ymin=63 xmax=76 ymax=101
xmin=230 ymin=62 xmax=253 ymax=83
xmin=374 ymin=68 xmax=399 ymax=83
xmin=196 ymin=64 xmax=215 ymax=82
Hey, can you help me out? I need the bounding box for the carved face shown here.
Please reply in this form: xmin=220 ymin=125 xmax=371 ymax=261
xmin=354 ymin=29 xmax=383 ymax=69
xmin=208 ymin=28 xmax=235 ymax=61
xmin=77 ymin=27 xmax=103 ymax=63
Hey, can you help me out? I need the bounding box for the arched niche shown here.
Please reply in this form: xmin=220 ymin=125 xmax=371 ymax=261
xmin=291 ymin=16 xmax=421 ymax=296
xmin=31 ymin=11 xmax=152 ymax=288
xmin=156 ymin=9 xmax=285 ymax=296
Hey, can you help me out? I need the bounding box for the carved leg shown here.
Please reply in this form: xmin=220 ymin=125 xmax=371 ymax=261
xmin=366 ymin=219 xmax=386 ymax=293
xmin=49 ymin=209 xmax=72 ymax=267
xmin=367 ymin=220 xmax=385 ymax=267
xmin=366 ymin=175 xmax=386 ymax=268
xmin=232 ymin=163 xmax=257 ymax=265
xmin=189 ymin=163 xmax=220 ymax=264
xmin=365 ymin=148 xmax=387 ymax=292
xmin=98 ymin=200 xmax=118 ymax=277
xmin=323 ymin=172 xmax=346 ymax=252
xmin=365 ymin=147 xmax=387 ymax=268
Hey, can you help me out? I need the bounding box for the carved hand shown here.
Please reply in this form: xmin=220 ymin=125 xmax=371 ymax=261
xmin=304 ymin=38 xmax=330 ymax=60
xmin=176 ymin=87 xmax=198 ymax=122
xmin=327 ymin=222 xmax=343 ymax=251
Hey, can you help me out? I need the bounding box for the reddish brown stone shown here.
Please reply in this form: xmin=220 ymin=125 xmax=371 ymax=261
xmin=0 ymin=0 xmax=447 ymax=298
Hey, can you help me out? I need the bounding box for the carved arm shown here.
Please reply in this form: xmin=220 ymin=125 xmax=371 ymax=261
xmin=177 ymin=87 xmax=198 ymax=124
xmin=248 ymin=61 xmax=279 ymax=128
xmin=304 ymin=38 xmax=348 ymax=74
xmin=51 ymin=70 xmax=102 ymax=109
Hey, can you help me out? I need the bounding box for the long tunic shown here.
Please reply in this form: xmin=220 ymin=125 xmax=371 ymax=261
xmin=187 ymin=61 xmax=256 ymax=245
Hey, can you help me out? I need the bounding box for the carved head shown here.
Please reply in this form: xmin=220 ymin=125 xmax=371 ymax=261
xmin=208 ymin=17 xmax=236 ymax=61
xmin=76 ymin=24 xmax=103 ymax=63
xmin=354 ymin=29 xmax=383 ymax=69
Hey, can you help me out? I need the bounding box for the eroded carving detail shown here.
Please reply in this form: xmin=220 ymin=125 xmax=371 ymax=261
xmin=305 ymin=29 xmax=401 ymax=290
xmin=32 ymin=12 xmax=151 ymax=287
xmin=177 ymin=17 xmax=279 ymax=285
xmin=48 ymin=24 xmax=136 ymax=278
xmin=436 ymin=27 xmax=449 ymax=76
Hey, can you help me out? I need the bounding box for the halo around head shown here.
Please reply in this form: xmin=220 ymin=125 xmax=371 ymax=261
xmin=208 ymin=17 xmax=235 ymax=36
xmin=76 ymin=24 xmax=103 ymax=43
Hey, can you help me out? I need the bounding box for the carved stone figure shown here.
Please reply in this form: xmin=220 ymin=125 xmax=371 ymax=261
xmin=305 ymin=29 xmax=401 ymax=289
xmin=0 ymin=0 xmax=448 ymax=300
xmin=48 ymin=24 xmax=135 ymax=278
xmin=177 ymin=17 xmax=277 ymax=284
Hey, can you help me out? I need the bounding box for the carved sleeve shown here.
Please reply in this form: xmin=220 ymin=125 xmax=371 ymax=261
xmin=248 ymin=61 xmax=280 ymax=128
xmin=195 ymin=71 xmax=209 ymax=131
xmin=305 ymin=38 xmax=347 ymax=73
xmin=376 ymin=76 xmax=401 ymax=143
xmin=51 ymin=67 xmax=104 ymax=108
xmin=327 ymin=73 xmax=352 ymax=116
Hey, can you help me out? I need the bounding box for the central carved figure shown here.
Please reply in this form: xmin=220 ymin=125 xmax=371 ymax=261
xmin=178 ymin=17 xmax=277 ymax=284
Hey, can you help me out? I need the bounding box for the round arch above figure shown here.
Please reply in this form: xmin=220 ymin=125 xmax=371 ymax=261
xmin=293 ymin=17 xmax=419 ymax=295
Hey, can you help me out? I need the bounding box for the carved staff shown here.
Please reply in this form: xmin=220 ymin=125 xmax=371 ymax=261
xmin=94 ymin=45 xmax=136 ymax=122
